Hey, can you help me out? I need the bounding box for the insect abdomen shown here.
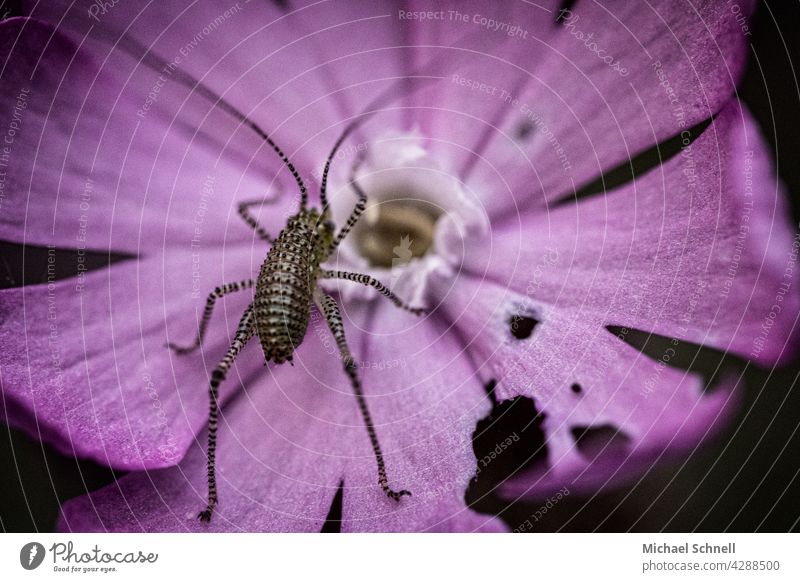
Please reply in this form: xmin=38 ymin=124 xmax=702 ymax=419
xmin=254 ymin=216 xmax=317 ymax=364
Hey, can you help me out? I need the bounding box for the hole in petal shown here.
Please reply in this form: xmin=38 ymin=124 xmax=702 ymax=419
xmin=556 ymin=0 xmax=578 ymax=24
xmin=605 ymin=326 xmax=744 ymax=394
xmin=466 ymin=395 xmax=549 ymax=514
xmin=570 ymin=383 xmax=583 ymax=394
xmin=571 ymin=425 xmax=632 ymax=460
xmin=0 ymin=241 xmax=133 ymax=289
xmin=553 ymin=116 xmax=713 ymax=207
xmin=484 ymin=378 xmax=499 ymax=405
xmin=509 ymin=315 xmax=538 ymax=340
xmin=320 ymin=481 xmax=343 ymax=533
xmin=515 ymin=120 xmax=535 ymax=141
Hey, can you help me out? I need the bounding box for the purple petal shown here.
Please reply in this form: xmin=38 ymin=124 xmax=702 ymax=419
xmin=464 ymin=101 xmax=799 ymax=365
xmin=0 ymin=243 xmax=266 ymax=469
xmin=0 ymin=18 xmax=300 ymax=253
xmin=22 ymin=1 xmax=412 ymax=192
xmin=462 ymin=0 xmax=756 ymax=215
xmin=58 ymin=302 xmax=506 ymax=532
xmin=431 ymin=274 xmax=740 ymax=498
xmin=400 ymin=1 xmax=562 ymax=174
xmin=337 ymin=301 xmax=503 ymax=532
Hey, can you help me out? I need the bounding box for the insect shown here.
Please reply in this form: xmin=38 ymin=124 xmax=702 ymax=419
xmin=127 ymin=34 xmax=428 ymax=522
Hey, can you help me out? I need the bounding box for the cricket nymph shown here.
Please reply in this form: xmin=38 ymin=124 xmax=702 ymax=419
xmin=254 ymin=209 xmax=333 ymax=365
xmin=150 ymin=28 xmax=431 ymax=522
xmin=163 ymin=106 xmax=430 ymax=524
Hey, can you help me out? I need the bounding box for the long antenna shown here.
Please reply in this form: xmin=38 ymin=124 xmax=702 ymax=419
xmin=90 ymin=22 xmax=484 ymax=213
xmin=317 ymin=72 xmax=440 ymax=213
xmin=100 ymin=28 xmax=309 ymax=207
xmin=316 ymin=29 xmax=492 ymax=213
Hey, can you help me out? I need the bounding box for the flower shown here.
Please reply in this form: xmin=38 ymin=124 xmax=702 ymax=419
xmin=0 ymin=0 xmax=796 ymax=532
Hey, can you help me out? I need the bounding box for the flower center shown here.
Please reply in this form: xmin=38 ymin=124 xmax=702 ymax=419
xmin=326 ymin=131 xmax=487 ymax=308
xmin=354 ymin=199 xmax=440 ymax=268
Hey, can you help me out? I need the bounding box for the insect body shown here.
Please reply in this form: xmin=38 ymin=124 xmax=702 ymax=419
xmin=255 ymin=209 xmax=332 ymax=365
xmin=163 ymin=77 xmax=424 ymax=522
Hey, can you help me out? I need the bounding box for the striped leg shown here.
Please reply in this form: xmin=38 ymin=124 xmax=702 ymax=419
xmin=331 ymin=176 xmax=366 ymax=251
xmin=198 ymin=303 xmax=256 ymax=523
xmin=313 ymin=289 xmax=411 ymax=502
xmin=167 ymin=280 xmax=255 ymax=355
xmin=329 ymin=155 xmax=368 ymax=251
xmin=238 ymin=194 xmax=282 ymax=242
xmin=321 ymin=270 xmax=426 ymax=316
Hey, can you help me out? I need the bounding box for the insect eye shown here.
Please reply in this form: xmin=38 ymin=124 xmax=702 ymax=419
xmin=323 ymin=220 xmax=336 ymax=232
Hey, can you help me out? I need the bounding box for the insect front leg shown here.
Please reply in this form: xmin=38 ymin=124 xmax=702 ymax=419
xmin=199 ymin=303 xmax=256 ymax=523
xmin=237 ymin=192 xmax=285 ymax=242
xmin=167 ymin=279 xmax=255 ymax=355
xmin=313 ymin=288 xmax=411 ymax=502
xmin=320 ymin=270 xmax=426 ymax=316
xmin=329 ymin=173 xmax=367 ymax=253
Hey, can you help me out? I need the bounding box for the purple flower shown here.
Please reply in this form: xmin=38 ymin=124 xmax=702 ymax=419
xmin=0 ymin=0 xmax=796 ymax=532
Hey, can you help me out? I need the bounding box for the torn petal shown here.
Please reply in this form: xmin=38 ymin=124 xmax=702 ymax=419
xmin=467 ymin=101 xmax=799 ymax=366
xmin=433 ymin=275 xmax=739 ymax=498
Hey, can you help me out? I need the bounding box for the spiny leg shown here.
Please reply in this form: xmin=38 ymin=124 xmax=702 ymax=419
xmin=320 ymin=270 xmax=426 ymax=316
xmin=199 ymin=303 xmax=256 ymax=523
xmin=167 ymin=280 xmax=255 ymax=355
xmin=324 ymin=159 xmax=425 ymax=318
xmin=329 ymin=154 xmax=367 ymax=252
xmin=238 ymin=195 xmax=283 ymax=242
xmin=314 ymin=289 xmax=411 ymax=501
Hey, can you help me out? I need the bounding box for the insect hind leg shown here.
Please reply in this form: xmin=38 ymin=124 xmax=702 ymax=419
xmin=167 ymin=279 xmax=255 ymax=355
xmin=198 ymin=303 xmax=256 ymax=523
xmin=313 ymin=289 xmax=411 ymax=502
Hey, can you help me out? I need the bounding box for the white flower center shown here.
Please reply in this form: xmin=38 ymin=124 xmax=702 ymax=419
xmin=325 ymin=131 xmax=488 ymax=308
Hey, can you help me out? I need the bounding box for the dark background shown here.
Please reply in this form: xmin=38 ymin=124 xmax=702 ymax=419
xmin=1 ymin=0 xmax=799 ymax=532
